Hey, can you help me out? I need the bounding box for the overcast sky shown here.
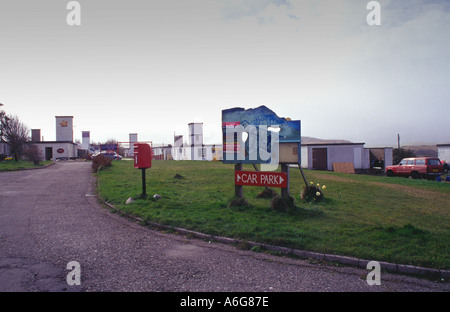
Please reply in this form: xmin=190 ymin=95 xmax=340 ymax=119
xmin=1 ymin=0 xmax=449 ymax=147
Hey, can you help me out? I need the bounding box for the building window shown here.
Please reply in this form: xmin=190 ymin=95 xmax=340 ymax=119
xmin=197 ymin=148 xmax=206 ymax=158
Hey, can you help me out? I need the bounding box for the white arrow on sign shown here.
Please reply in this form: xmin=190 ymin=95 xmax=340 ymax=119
xmin=236 ymin=173 xmax=241 ymax=182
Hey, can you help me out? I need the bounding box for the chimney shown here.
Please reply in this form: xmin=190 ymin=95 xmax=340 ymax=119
xmin=31 ymin=129 xmax=41 ymax=142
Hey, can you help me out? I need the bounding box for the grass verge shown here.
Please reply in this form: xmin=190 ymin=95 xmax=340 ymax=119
xmin=97 ymin=160 xmax=450 ymax=270
xmin=0 ymin=159 xmax=53 ymax=172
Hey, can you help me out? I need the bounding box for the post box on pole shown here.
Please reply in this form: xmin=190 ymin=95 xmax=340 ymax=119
xmin=133 ymin=143 xmax=152 ymax=198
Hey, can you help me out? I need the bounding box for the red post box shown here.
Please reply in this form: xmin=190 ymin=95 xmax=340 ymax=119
xmin=134 ymin=143 xmax=152 ymax=169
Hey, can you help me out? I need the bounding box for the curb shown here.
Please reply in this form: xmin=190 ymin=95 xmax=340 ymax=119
xmin=102 ymin=201 xmax=449 ymax=281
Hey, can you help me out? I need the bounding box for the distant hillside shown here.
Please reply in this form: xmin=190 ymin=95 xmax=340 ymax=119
xmin=401 ymin=144 xmax=438 ymax=157
xmin=301 ymin=136 xmax=352 ymax=144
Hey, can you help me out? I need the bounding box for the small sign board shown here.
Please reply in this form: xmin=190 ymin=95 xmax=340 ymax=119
xmin=333 ymin=162 xmax=355 ymax=174
xmin=235 ymin=170 xmax=288 ymax=188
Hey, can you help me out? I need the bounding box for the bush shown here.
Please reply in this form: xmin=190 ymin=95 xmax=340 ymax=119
xmin=301 ymin=182 xmax=326 ymax=202
xmin=92 ymin=154 xmax=112 ymax=172
xmin=393 ymin=148 xmax=416 ymax=165
xmin=0 ymin=154 xmax=5 ymax=162
xmin=270 ymin=196 xmax=295 ymax=213
xmin=22 ymin=145 xmax=42 ymax=165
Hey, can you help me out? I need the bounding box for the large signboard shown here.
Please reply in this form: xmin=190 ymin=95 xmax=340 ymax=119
xmin=100 ymin=144 xmax=118 ymax=152
xmin=222 ymin=106 xmax=301 ymax=165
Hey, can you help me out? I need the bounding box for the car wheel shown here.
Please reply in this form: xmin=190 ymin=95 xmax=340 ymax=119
xmin=411 ymin=171 xmax=420 ymax=179
xmin=386 ymin=170 xmax=394 ymax=177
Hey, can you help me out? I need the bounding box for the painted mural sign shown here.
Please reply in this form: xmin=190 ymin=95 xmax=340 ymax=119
xmin=222 ymin=106 xmax=301 ymax=165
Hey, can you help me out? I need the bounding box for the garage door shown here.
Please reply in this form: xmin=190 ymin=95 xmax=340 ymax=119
xmin=312 ymin=148 xmax=327 ymax=170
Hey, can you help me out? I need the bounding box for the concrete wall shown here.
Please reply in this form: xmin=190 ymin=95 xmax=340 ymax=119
xmin=438 ymin=145 xmax=450 ymax=163
xmin=384 ymin=148 xmax=393 ymax=167
xmin=300 ymin=146 xmax=309 ymax=169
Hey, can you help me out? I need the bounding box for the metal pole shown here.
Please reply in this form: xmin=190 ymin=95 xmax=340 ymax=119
xmin=235 ymin=164 xmax=243 ymax=199
xmin=141 ymin=168 xmax=147 ymax=198
xmin=298 ymin=164 xmax=309 ymax=187
xmin=281 ymin=164 xmax=290 ymax=200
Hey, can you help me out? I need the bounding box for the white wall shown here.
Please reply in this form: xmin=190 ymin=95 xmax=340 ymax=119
xmin=438 ymin=145 xmax=450 ymax=163
xmin=301 ymin=146 xmax=309 ymax=169
xmin=384 ymin=148 xmax=393 ymax=167
xmin=35 ymin=142 xmax=77 ymax=160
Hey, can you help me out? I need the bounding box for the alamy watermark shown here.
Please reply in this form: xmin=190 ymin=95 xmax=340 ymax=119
xmin=367 ymin=1 xmax=381 ymax=26
xmin=67 ymin=1 xmax=81 ymax=26
xmin=223 ymin=124 xmax=280 ymax=171
xmin=66 ymin=261 xmax=81 ymax=286
xmin=366 ymin=261 xmax=381 ymax=286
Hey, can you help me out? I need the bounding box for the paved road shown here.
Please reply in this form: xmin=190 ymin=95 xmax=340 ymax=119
xmin=0 ymin=161 xmax=448 ymax=293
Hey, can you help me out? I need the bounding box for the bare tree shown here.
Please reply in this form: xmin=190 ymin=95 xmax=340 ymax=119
xmin=0 ymin=103 xmax=6 ymax=142
xmin=23 ymin=144 xmax=42 ymax=165
xmin=1 ymin=114 xmax=30 ymax=161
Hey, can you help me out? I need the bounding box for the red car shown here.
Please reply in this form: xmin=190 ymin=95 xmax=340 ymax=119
xmin=385 ymin=157 xmax=444 ymax=179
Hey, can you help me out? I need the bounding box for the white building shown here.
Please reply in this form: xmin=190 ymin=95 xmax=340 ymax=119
xmin=31 ymin=116 xmax=78 ymax=161
xmin=81 ymin=131 xmax=90 ymax=150
xmin=437 ymin=144 xmax=450 ymax=163
xmin=124 ymin=133 xmax=138 ymax=157
xmin=171 ymin=123 xmax=222 ymax=161
xmin=0 ymin=140 xmax=10 ymax=156
xmin=367 ymin=147 xmax=393 ymax=169
xmin=301 ymin=142 xmax=370 ymax=171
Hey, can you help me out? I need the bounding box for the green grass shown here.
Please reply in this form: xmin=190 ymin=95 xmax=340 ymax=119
xmin=97 ymin=160 xmax=450 ymax=269
xmin=0 ymin=159 xmax=53 ymax=171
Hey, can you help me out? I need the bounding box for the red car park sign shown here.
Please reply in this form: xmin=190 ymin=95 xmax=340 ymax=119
xmin=235 ymin=171 xmax=288 ymax=188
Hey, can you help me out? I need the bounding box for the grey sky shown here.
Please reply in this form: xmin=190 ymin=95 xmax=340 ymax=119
xmin=1 ymin=0 xmax=449 ymax=147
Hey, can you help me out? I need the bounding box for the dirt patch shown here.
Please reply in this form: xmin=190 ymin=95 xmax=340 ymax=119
xmin=256 ymin=188 xmax=278 ymax=199
xmin=311 ymin=172 xmax=450 ymax=201
xmin=310 ymin=173 xmax=357 ymax=183
xmin=369 ymin=181 xmax=450 ymax=201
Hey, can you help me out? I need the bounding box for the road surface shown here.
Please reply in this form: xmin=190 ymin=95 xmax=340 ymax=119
xmin=0 ymin=161 xmax=448 ymax=294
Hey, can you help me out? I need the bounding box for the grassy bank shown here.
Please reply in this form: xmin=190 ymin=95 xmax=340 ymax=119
xmin=0 ymin=159 xmax=53 ymax=172
xmin=97 ymin=160 xmax=450 ymax=269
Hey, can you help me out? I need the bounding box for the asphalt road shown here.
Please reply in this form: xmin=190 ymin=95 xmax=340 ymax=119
xmin=0 ymin=161 xmax=448 ymax=294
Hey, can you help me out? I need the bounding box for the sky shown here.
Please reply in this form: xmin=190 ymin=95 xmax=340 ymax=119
xmin=1 ymin=0 xmax=449 ymax=147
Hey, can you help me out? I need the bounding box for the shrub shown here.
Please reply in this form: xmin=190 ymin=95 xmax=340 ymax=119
xmin=270 ymin=196 xmax=295 ymax=213
xmin=0 ymin=154 xmax=5 ymax=162
xmin=92 ymin=154 xmax=112 ymax=172
xmin=393 ymin=148 xmax=416 ymax=165
xmin=301 ymin=182 xmax=326 ymax=202
xmin=22 ymin=145 xmax=42 ymax=165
